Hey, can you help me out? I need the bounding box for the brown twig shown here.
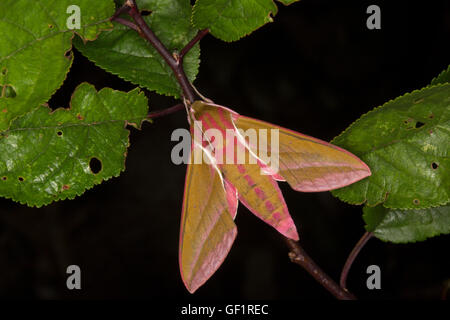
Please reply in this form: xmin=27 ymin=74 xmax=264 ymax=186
xmin=284 ymin=238 xmax=356 ymax=300
xmin=112 ymin=17 xmax=140 ymax=32
xmin=179 ymin=29 xmax=209 ymax=61
xmin=340 ymin=231 xmax=374 ymax=290
xmin=125 ymin=0 xmax=196 ymax=103
xmin=110 ymin=2 xmax=131 ymax=21
xmin=147 ymin=103 xmax=184 ymax=120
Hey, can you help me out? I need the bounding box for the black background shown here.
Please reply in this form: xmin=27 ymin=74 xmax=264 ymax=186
xmin=0 ymin=0 xmax=449 ymax=300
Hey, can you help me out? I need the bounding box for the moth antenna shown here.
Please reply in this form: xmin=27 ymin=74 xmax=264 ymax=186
xmin=191 ymin=82 xmax=214 ymax=103
xmin=183 ymin=97 xmax=193 ymax=126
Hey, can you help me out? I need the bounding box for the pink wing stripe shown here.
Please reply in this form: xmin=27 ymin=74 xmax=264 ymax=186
xmin=236 ymin=172 xmax=299 ymax=240
xmin=224 ymin=179 xmax=238 ymax=220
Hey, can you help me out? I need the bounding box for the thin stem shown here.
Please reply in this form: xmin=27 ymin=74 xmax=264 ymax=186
xmin=284 ymin=238 xmax=356 ymax=300
xmin=147 ymin=103 xmax=184 ymax=120
xmin=125 ymin=0 xmax=196 ymax=103
xmin=340 ymin=231 xmax=374 ymax=290
xmin=179 ymin=29 xmax=209 ymax=61
xmin=112 ymin=17 xmax=140 ymax=32
xmin=110 ymin=2 xmax=131 ymax=21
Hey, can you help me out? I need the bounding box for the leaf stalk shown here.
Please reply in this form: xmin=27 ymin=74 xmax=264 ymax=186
xmin=340 ymin=231 xmax=374 ymax=290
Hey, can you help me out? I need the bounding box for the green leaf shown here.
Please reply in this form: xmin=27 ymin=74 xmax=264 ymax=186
xmin=331 ymin=84 xmax=450 ymax=209
xmin=75 ymin=0 xmax=200 ymax=98
xmin=192 ymin=0 xmax=300 ymax=42
xmin=431 ymin=65 xmax=450 ymax=86
xmin=278 ymin=0 xmax=299 ymax=4
xmin=363 ymin=205 xmax=450 ymax=243
xmin=0 ymin=0 xmax=115 ymax=131
xmin=0 ymin=83 xmax=148 ymax=207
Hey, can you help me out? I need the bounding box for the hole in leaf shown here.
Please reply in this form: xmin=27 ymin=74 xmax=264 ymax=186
xmin=1 ymin=67 xmax=6 ymax=75
xmin=1 ymin=176 xmax=6 ymax=181
xmin=89 ymin=157 xmax=102 ymax=174
xmin=141 ymin=9 xmax=151 ymax=16
xmin=2 ymin=85 xmax=16 ymax=98
xmin=18 ymin=176 xmax=24 ymax=182
xmin=403 ymin=118 xmax=414 ymax=129
xmin=413 ymin=199 xmax=420 ymax=205
xmin=415 ymin=121 xmax=425 ymax=128
xmin=431 ymin=162 xmax=438 ymax=169
xmin=57 ymin=131 xmax=63 ymax=136
xmin=48 ymin=24 xmax=54 ymax=29
xmin=429 ymin=114 xmax=434 ymax=119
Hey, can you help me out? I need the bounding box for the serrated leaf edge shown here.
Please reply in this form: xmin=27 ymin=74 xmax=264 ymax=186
xmin=191 ymin=0 xmax=280 ymax=42
xmin=0 ymin=18 xmax=114 ymax=132
xmin=363 ymin=205 xmax=450 ymax=244
xmin=331 ymin=82 xmax=450 ymax=145
xmin=1 ymin=82 xmax=148 ymax=208
xmin=75 ymin=23 xmax=202 ymax=98
xmin=330 ymin=83 xmax=450 ymax=210
xmin=430 ymin=64 xmax=450 ymax=86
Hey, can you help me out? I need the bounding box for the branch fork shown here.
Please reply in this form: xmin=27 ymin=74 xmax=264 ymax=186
xmin=111 ymin=0 xmax=208 ymax=104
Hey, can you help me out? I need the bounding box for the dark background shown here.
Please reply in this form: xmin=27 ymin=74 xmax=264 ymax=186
xmin=0 ymin=0 xmax=449 ymax=300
